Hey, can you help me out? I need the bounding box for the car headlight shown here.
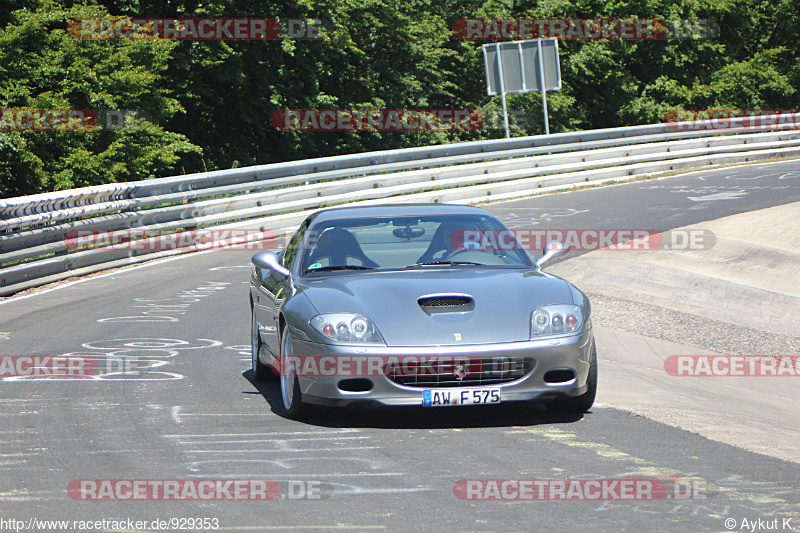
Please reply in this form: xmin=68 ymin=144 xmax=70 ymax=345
xmin=310 ymin=313 xmax=385 ymax=344
xmin=530 ymin=304 xmax=585 ymax=339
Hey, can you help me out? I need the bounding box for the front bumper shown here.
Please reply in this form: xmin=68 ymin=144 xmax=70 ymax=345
xmin=288 ymin=329 xmax=595 ymax=407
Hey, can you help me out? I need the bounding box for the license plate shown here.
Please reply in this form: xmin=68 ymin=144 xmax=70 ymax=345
xmin=422 ymin=388 xmax=501 ymax=407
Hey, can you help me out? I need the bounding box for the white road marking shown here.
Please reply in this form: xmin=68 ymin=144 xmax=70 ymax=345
xmin=688 ymin=191 xmax=747 ymax=201
xmin=176 ymin=413 xmax=275 ymax=417
xmin=0 ymin=490 xmax=60 ymax=502
xmin=2 ymin=373 xmax=184 ymax=382
xmin=186 ymin=472 xmax=404 ymax=478
xmin=185 ymin=457 xmax=384 ymax=471
xmin=191 ymin=527 xmax=386 ymax=531
xmin=327 ymin=486 xmax=431 ymax=495
xmin=183 ymin=447 xmax=380 ymax=454
xmin=175 ymin=436 xmax=370 ymax=445
xmin=164 ymin=429 xmax=361 ymax=438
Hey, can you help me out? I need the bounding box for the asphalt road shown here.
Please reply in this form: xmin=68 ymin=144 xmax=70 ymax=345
xmin=489 ymin=158 xmax=800 ymax=240
xmin=1 ymin=160 xmax=799 ymax=532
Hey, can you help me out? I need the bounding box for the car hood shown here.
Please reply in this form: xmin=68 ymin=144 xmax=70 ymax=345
xmin=296 ymin=268 xmax=575 ymax=346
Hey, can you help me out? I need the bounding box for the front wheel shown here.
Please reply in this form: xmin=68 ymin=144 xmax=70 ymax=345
xmin=280 ymin=325 xmax=308 ymax=419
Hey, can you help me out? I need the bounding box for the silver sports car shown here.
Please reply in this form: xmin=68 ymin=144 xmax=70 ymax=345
xmin=249 ymin=204 xmax=596 ymax=418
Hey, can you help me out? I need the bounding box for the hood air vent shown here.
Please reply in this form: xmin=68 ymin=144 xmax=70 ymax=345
xmin=418 ymin=294 xmax=474 ymax=313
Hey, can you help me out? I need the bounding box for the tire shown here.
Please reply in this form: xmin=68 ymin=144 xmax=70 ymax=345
xmin=548 ymin=343 xmax=597 ymax=413
xmin=280 ymin=324 xmax=308 ymax=419
xmin=251 ymin=308 xmax=272 ymax=381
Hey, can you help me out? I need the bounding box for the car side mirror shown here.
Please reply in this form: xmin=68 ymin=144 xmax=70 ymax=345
xmin=252 ymin=251 xmax=291 ymax=278
xmin=535 ymin=241 xmax=570 ymax=268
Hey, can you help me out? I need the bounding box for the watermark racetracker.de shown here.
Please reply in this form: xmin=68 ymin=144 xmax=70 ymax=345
xmin=271 ymin=108 xmax=538 ymax=132
xmin=272 ymin=109 xmax=482 ymax=132
xmin=453 ymin=18 xmax=719 ymax=40
xmin=0 ymin=355 xmax=96 ymax=378
xmin=67 ymin=17 xmax=333 ymax=40
xmin=447 ymin=228 xmax=716 ymax=252
xmin=664 ymin=109 xmax=800 ymax=132
xmin=0 ymin=355 xmax=175 ymax=381
xmin=453 ymin=476 xmax=709 ymax=501
xmin=278 ymin=354 xmax=485 ymax=378
xmin=664 ymin=355 xmax=800 ymax=377
xmin=67 ymin=479 xmax=321 ymax=500
xmin=64 ymin=228 xmax=278 ymax=252
xmin=0 ymin=109 xmax=152 ymax=131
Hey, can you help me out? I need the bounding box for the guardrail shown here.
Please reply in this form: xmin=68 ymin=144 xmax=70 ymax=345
xmin=2 ymin=114 xmax=800 ymax=296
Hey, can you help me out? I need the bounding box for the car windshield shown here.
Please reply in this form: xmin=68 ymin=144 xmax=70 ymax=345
xmin=298 ymin=214 xmax=533 ymax=273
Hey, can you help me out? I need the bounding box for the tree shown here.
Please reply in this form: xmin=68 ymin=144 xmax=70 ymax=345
xmin=0 ymin=0 xmax=201 ymax=197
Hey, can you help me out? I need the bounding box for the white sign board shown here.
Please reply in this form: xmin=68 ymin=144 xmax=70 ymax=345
xmin=484 ymin=39 xmax=561 ymax=94
xmin=482 ymin=38 xmax=561 ymax=135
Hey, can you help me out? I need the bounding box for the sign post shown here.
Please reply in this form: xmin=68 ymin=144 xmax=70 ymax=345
xmin=536 ymin=39 xmax=550 ymax=135
xmin=483 ymin=38 xmax=561 ymax=137
xmin=495 ymin=44 xmax=510 ymax=138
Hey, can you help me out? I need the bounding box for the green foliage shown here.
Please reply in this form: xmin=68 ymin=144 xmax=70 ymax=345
xmin=0 ymin=0 xmax=201 ymax=196
xmin=1 ymin=0 xmax=798 ymax=198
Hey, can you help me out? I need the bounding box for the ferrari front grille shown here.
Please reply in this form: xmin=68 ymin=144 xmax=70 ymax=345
xmin=385 ymin=356 xmax=532 ymax=388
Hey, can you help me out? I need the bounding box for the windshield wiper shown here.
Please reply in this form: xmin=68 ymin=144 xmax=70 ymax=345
xmin=304 ymin=265 xmax=374 ymax=273
xmin=406 ymin=260 xmax=484 ymax=268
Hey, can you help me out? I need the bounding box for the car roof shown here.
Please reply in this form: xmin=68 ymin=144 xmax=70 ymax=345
xmin=308 ymin=203 xmax=492 ymax=224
